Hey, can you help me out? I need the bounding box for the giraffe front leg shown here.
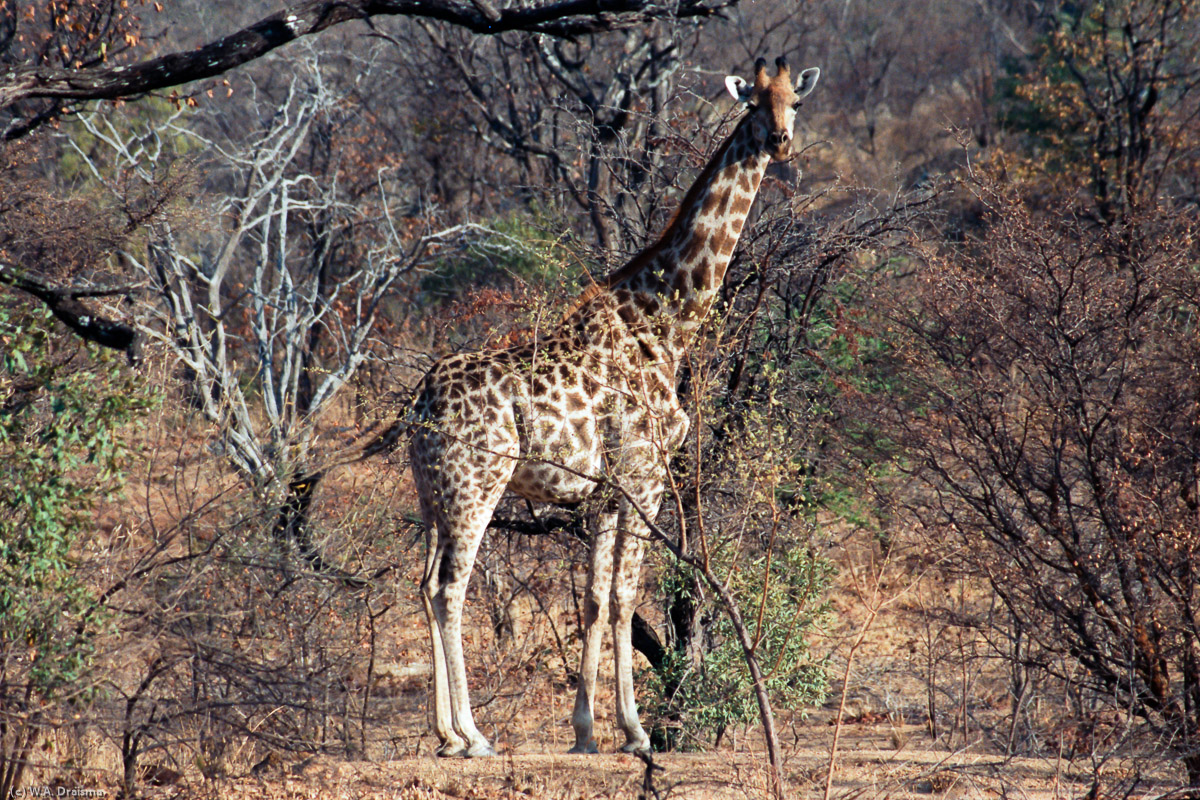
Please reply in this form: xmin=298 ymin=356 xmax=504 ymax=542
xmin=569 ymin=514 xmax=616 ymax=754
xmin=611 ymin=503 xmax=653 ymax=754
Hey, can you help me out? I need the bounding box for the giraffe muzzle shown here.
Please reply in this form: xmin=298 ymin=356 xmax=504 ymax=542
xmin=768 ymin=130 xmax=792 ymax=159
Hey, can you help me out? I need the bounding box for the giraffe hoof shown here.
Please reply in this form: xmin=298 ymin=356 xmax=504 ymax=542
xmin=567 ymin=740 xmax=599 ymax=754
xmin=435 ymin=741 xmax=468 ymax=758
xmin=463 ymin=741 xmax=497 ymax=758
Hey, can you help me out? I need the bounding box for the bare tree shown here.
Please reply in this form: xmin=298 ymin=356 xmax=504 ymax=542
xmin=65 ymin=50 xmax=520 ymax=569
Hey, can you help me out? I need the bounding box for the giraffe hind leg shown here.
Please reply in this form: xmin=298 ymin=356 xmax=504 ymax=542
xmin=423 ymin=453 xmax=514 ymax=758
xmin=417 ymin=482 xmax=468 ymax=756
xmin=430 ymin=515 xmax=500 ymax=757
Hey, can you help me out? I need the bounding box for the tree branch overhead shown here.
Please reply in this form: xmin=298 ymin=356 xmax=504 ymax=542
xmin=1 ymin=0 xmax=737 ymax=138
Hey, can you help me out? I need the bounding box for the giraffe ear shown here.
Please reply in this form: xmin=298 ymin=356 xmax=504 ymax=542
xmin=724 ymin=75 xmax=752 ymax=105
xmin=794 ymin=67 xmax=820 ymax=100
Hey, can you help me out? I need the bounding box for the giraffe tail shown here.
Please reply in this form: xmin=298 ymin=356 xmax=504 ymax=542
xmin=275 ymin=417 xmax=410 ymax=589
xmin=302 ymin=414 xmax=413 ymax=481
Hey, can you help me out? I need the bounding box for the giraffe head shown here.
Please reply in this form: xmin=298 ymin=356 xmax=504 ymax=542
xmin=724 ymin=56 xmax=820 ymax=161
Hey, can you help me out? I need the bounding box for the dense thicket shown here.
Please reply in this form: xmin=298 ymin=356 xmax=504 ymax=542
xmin=840 ymin=0 xmax=1200 ymax=782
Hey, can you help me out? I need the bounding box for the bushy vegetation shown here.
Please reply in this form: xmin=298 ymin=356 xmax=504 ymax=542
xmin=0 ymin=305 xmax=157 ymax=794
xmin=419 ymin=207 xmax=581 ymax=302
xmin=646 ymin=545 xmax=832 ymax=749
xmin=862 ymin=172 xmax=1200 ymax=780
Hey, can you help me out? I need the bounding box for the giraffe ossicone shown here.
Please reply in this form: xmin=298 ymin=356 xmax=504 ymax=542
xmin=408 ymin=56 xmax=819 ymax=757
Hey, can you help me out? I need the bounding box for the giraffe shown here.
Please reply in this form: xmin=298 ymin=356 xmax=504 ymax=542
xmin=408 ymin=56 xmax=819 ymax=758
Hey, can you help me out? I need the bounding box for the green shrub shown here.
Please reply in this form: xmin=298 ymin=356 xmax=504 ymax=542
xmin=419 ymin=208 xmax=578 ymax=301
xmin=0 ymin=304 xmax=157 ymax=698
xmin=644 ymin=543 xmax=832 ymax=749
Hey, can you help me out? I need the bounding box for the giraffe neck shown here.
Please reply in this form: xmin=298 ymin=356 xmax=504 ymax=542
xmin=581 ymin=114 xmax=770 ymax=359
xmin=652 ymin=116 xmax=769 ymax=324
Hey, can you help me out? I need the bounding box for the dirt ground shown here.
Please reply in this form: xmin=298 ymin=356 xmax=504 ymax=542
xmin=123 ymin=572 xmax=1184 ymax=800
xmin=116 ymin=717 xmax=1181 ymax=800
